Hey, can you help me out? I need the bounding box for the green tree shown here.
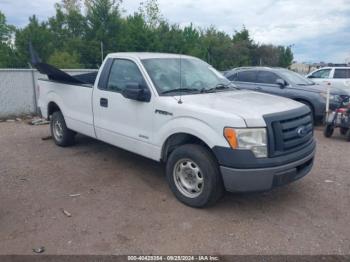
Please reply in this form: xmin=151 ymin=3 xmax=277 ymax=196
xmin=47 ymin=1 xmax=87 ymax=67
xmin=255 ymin=44 xmax=280 ymax=66
xmin=278 ymin=46 xmax=294 ymax=67
xmin=51 ymin=0 xmax=86 ymax=38
xmin=0 ymin=43 xmax=13 ymax=67
xmin=120 ymin=13 xmax=153 ymax=52
xmin=0 ymin=11 xmax=23 ymax=67
xmin=0 ymin=11 xmax=15 ymax=43
xmin=1 ymin=0 xmax=294 ymax=69
xmin=84 ymin=0 xmax=122 ymax=66
xmin=48 ymin=50 xmax=81 ymax=68
xmin=138 ymin=0 xmax=164 ymax=29
xmin=15 ymin=15 xmax=54 ymax=65
xmin=232 ymin=27 xmax=252 ymax=44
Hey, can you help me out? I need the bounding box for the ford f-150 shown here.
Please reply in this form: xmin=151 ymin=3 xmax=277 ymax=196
xmin=36 ymin=53 xmax=316 ymax=207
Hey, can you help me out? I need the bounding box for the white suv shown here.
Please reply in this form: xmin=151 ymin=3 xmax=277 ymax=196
xmin=307 ymin=67 xmax=350 ymax=90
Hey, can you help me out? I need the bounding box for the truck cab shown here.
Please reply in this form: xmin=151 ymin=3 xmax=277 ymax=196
xmin=307 ymin=67 xmax=350 ymax=91
xmin=38 ymin=53 xmax=316 ymax=207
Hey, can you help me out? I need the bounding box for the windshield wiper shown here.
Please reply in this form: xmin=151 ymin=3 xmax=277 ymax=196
xmin=201 ymin=83 xmax=233 ymax=93
xmin=162 ymin=83 xmax=234 ymax=95
xmin=161 ymin=88 xmax=199 ymax=95
xmin=297 ymin=83 xmax=312 ymax=86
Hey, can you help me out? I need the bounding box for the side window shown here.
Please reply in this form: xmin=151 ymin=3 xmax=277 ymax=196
xmin=311 ymin=69 xmax=331 ymax=79
xmin=107 ymin=59 xmax=145 ymax=92
xmin=237 ymin=71 xmax=257 ymax=82
xmin=334 ymin=69 xmax=350 ymax=79
xmin=227 ymin=73 xmax=238 ymax=81
xmin=257 ymin=71 xmax=279 ymax=84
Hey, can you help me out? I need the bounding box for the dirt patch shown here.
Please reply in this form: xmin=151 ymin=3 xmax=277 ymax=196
xmin=0 ymin=122 xmax=349 ymax=255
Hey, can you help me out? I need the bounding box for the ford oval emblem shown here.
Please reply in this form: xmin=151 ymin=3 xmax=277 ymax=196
xmin=297 ymin=126 xmax=308 ymax=137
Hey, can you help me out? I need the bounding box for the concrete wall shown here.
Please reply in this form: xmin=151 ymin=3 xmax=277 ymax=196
xmin=0 ymin=69 xmax=97 ymax=118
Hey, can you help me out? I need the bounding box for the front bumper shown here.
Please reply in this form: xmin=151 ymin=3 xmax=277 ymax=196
xmin=220 ymin=146 xmax=315 ymax=193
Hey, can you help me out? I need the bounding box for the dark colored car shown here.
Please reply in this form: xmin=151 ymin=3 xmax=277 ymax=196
xmin=224 ymin=67 xmax=350 ymax=121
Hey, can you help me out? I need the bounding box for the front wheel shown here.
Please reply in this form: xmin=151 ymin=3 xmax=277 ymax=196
xmin=50 ymin=111 xmax=75 ymax=147
xmin=323 ymin=124 xmax=334 ymax=138
xmin=166 ymin=144 xmax=224 ymax=208
xmin=340 ymin=128 xmax=348 ymax=135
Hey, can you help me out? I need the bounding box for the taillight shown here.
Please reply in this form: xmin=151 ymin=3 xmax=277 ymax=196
xmin=336 ymin=108 xmax=347 ymax=113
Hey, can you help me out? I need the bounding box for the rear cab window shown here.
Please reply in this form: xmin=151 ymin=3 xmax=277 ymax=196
xmin=334 ymin=69 xmax=350 ymax=79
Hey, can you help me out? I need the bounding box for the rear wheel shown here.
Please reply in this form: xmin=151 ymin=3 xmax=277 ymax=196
xmin=50 ymin=111 xmax=75 ymax=147
xmin=166 ymin=144 xmax=224 ymax=208
xmin=340 ymin=127 xmax=348 ymax=135
xmin=346 ymin=129 xmax=350 ymax=142
xmin=323 ymin=124 xmax=334 ymax=138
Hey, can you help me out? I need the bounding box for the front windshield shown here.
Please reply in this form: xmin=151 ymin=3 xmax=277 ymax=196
xmin=141 ymin=58 xmax=231 ymax=94
xmin=278 ymin=69 xmax=315 ymax=86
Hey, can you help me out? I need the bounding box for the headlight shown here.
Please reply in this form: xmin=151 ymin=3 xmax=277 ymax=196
xmin=224 ymin=128 xmax=267 ymax=158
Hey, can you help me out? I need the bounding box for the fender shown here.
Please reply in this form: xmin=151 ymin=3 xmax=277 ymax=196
xmin=155 ymin=116 xmax=230 ymax=151
xmin=46 ymin=91 xmax=67 ymax=118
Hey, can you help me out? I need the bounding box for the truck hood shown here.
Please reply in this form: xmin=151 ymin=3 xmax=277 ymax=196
xmin=179 ymin=90 xmax=304 ymax=127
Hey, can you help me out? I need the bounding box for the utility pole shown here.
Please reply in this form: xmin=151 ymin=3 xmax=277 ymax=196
xmin=101 ymin=41 xmax=104 ymax=64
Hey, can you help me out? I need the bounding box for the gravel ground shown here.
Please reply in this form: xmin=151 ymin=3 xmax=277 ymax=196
xmin=0 ymin=122 xmax=349 ymax=255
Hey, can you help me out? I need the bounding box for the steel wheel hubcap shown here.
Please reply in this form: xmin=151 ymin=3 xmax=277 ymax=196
xmin=173 ymin=159 xmax=204 ymax=198
xmin=53 ymin=120 xmax=63 ymax=141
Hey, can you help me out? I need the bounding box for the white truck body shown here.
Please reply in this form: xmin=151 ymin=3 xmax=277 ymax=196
xmin=38 ymin=53 xmax=316 ymax=207
xmin=307 ymin=67 xmax=350 ymax=90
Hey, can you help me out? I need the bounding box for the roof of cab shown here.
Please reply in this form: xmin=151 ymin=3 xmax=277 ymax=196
xmin=317 ymin=66 xmax=349 ymax=69
xmin=107 ymin=52 xmax=197 ymax=60
xmin=224 ymin=66 xmax=287 ymax=76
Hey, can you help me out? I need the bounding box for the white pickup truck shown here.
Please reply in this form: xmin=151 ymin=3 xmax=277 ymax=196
xmin=37 ymin=53 xmax=316 ymax=207
xmin=307 ymin=67 xmax=350 ymax=90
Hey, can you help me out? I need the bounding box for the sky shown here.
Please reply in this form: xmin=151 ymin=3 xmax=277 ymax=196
xmin=1 ymin=0 xmax=350 ymax=63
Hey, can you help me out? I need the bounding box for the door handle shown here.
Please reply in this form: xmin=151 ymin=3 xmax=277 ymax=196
xmin=254 ymin=87 xmax=262 ymax=91
xmin=100 ymin=98 xmax=108 ymax=107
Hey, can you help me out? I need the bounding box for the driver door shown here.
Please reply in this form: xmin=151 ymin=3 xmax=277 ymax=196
xmin=255 ymin=71 xmax=287 ymax=97
xmin=93 ymin=58 xmax=157 ymax=159
xmin=308 ymin=68 xmax=332 ymax=86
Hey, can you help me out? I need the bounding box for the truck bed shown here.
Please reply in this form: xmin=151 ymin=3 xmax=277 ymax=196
xmin=38 ymin=79 xmax=96 ymax=138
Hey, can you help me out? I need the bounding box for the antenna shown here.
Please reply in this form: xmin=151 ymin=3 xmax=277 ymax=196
xmin=178 ymin=54 xmax=183 ymax=104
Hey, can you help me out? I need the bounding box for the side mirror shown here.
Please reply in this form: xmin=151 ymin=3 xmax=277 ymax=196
xmin=122 ymin=83 xmax=151 ymax=102
xmin=307 ymin=75 xmax=315 ymax=79
xmin=276 ymin=78 xmax=287 ymax=88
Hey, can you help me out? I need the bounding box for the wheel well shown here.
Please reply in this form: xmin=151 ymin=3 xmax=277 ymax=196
xmin=295 ymin=99 xmax=315 ymax=116
xmin=161 ymin=133 xmax=212 ymax=162
xmin=48 ymin=102 xmax=61 ymax=118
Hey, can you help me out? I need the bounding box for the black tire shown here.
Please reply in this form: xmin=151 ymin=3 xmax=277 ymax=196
xmin=340 ymin=127 xmax=348 ymax=136
xmin=166 ymin=144 xmax=224 ymax=208
xmin=50 ymin=111 xmax=75 ymax=147
xmin=346 ymin=129 xmax=350 ymax=142
xmin=323 ymin=124 xmax=334 ymax=138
